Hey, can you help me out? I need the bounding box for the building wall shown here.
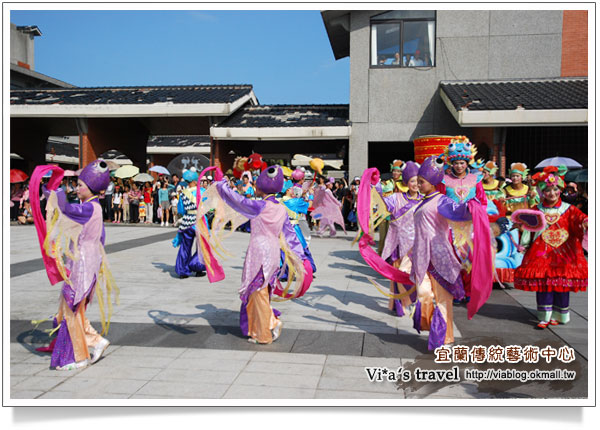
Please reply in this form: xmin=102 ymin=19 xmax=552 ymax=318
xmin=347 ymin=10 xmax=564 ymax=178
xmin=561 ymin=10 xmax=588 ymax=77
xmin=10 ymin=23 xmax=35 ymax=68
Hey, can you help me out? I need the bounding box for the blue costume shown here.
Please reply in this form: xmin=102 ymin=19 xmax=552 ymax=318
xmin=173 ymin=170 xmax=206 ymax=278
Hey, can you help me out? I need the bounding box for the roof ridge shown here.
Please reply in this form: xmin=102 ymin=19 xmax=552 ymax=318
xmin=11 ymin=84 xmax=254 ymax=92
xmin=243 ymin=103 xmax=349 ymax=108
xmin=440 ymin=77 xmax=588 ymax=85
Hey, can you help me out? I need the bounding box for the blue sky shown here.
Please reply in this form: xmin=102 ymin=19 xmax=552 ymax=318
xmin=10 ymin=9 xmax=350 ymax=104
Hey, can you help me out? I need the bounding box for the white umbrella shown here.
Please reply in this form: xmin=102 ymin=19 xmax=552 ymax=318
xmin=535 ymin=157 xmax=583 ymax=169
xmin=149 ymin=165 xmax=170 ymax=175
xmin=133 ymin=173 xmax=155 ymax=183
xmin=114 ymin=165 xmax=140 ymax=179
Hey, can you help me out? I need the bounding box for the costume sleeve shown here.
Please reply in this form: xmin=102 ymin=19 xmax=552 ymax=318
xmin=54 ymin=188 xmax=94 ymax=225
xmin=475 ymin=181 xmax=488 ymax=207
xmin=437 ymin=194 xmax=472 ymax=221
xmin=568 ymin=205 xmax=588 ymax=240
xmin=282 ymin=217 xmax=306 ymax=259
xmin=528 ymin=188 xmax=540 ymax=207
xmin=285 ymin=198 xmax=309 ymax=214
xmin=374 ymin=182 xmax=398 ymax=213
xmin=215 ymin=179 xmax=265 ymax=219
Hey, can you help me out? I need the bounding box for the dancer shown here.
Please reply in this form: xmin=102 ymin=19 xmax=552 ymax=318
xmin=31 ymin=160 xmax=118 ymax=370
xmin=198 ymin=165 xmax=313 ymax=344
xmin=503 ymin=162 xmax=539 ymax=214
xmin=312 ymin=175 xmax=346 ymax=237
xmin=373 ymin=161 xmax=424 ymax=316
xmin=173 ymin=169 xmax=206 ymax=278
xmin=514 ymin=165 xmax=587 ymax=329
xmin=282 ymin=184 xmax=317 ymax=274
xmin=440 ymin=136 xmax=491 ymax=303
xmin=481 ymin=161 xmax=505 ymax=213
xmin=411 ymin=156 xmax=493 ymax=349
xmin=378 ymin=159 xmax=408 ymax=255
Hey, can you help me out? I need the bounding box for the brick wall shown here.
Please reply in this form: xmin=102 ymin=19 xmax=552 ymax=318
xmin=561 ymin=10 xmax=588 ymax=77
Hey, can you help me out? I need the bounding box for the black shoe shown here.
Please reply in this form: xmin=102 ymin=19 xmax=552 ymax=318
xmin=179 ymin=275 xmax=189 ymax=279
xmin=195 ymin=271 xmax=206 ymax=277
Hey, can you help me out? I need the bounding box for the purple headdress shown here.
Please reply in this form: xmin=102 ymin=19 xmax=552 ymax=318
xmin=78 ymin=159 xmax=111 ymax=193
xmin=402 ymin=161 xmax=420 ymax=183
xmin=417 ymin=155 xmax=445 ymax=186
xmin=256 ymin=165 xmax=284 ymax=195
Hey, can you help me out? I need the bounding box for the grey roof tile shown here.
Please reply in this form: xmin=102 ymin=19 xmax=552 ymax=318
xmin=10 ymin=85 xmax=253 ymax=105
xmin=215 ymin=104 xmax=349 ymax=128
xmin=440 ymin=78 xmax=587 ymax=111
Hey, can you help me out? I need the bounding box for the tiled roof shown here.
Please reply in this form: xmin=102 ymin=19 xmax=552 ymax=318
xmin=10 ymin=85 xmax=253 ymax=105
xmin=214 ymin=104 xmax=350 ymax=128
xmin=147 ymin=135 xmax=210 ymax=147
xmin=440 ymin=78 xmax=587 ymax=111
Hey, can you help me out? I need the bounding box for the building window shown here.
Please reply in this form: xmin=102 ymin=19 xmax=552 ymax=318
xmin=370 ymin=10 xmax=436 ymax=67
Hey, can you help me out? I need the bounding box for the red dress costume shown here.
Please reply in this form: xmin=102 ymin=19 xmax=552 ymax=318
xmin=514 ymin=200 xmax=588 ymax=293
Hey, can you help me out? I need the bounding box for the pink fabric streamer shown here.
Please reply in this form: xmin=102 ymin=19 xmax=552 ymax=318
xmin=195 ymin=165 xmax=225 ymax=283
xmin=274 ymin=259 xmax=314 ymax=299
xmin=357 ymin=168 xmax=412 ymax=285
xmin=30 ymin=165 xmax=65 ymax=285
xmin=466 ymin=199 xmax=493 ymax=320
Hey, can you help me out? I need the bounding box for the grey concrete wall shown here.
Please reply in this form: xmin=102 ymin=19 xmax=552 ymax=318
xmin=10 ymin=24 xmax=35 ymax=69
xmin=347 ymin=9 xmax=564 ymax=176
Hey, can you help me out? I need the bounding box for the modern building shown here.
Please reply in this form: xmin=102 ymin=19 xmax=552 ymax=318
xmin=321 ymin=10 xmax=588 ymax=178
xmin=11 ymin=10 xmax=589 ymax=179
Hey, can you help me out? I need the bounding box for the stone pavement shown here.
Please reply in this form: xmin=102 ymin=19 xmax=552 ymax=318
xmin=7 ymin=224 xmax=589 ymax=402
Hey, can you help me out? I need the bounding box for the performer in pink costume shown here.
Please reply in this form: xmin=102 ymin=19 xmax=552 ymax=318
xmin=199 ymin=165 xmax=313 ymax=344
xmin=31 ymin=160 xmax=118 ymax=370
xmin=373 ymin=161 xmax=427 ymax=316
xmin=312 ymin=175 xmax=346 ymax=237
xmin=411 ymin=156 xmax=492 ymax=349
xmin=439 ymin=136 xmax=491 ymax=305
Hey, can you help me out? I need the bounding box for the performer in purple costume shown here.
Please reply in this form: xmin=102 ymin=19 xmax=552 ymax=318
xmin=373 ymin=161 xmax=425 ymax=316
xmin=209 ymin=166 xmax=312 ymax=344
xmin=411 ymin=156 xmax=477 ymax=350
xmin=41 ymin=160 xmax=117 ymax=370
xmin=312 ymin=175 xmax=346 ymax=237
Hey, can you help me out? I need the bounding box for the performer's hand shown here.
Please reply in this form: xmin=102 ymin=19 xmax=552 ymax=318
xmin=214 ymin=167 xmax=224 ymax=182
xmin=582 ymin=219 xmax=588 ymax=231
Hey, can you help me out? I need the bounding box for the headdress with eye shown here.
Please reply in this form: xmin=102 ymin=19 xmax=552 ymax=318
xmin=96 ymin=160 xmax=109 ymax=172
xmin=267 ymin=166 xmax=279 ymax=178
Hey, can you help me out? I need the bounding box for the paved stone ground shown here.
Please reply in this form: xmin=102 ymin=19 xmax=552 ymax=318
xmin=7 ymin=223 xmax=589 ymax=402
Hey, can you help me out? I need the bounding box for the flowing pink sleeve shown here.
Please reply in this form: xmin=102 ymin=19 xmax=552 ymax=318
xmin=30 ymin=165 xmax=65 ymax=285
xmin=357 ymin=168 xmax=412 ymax=285
xmin=475 ymin=181 xmax=488 ymax=207
xmin=466 ymin=199 xmax=493 ymax=320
